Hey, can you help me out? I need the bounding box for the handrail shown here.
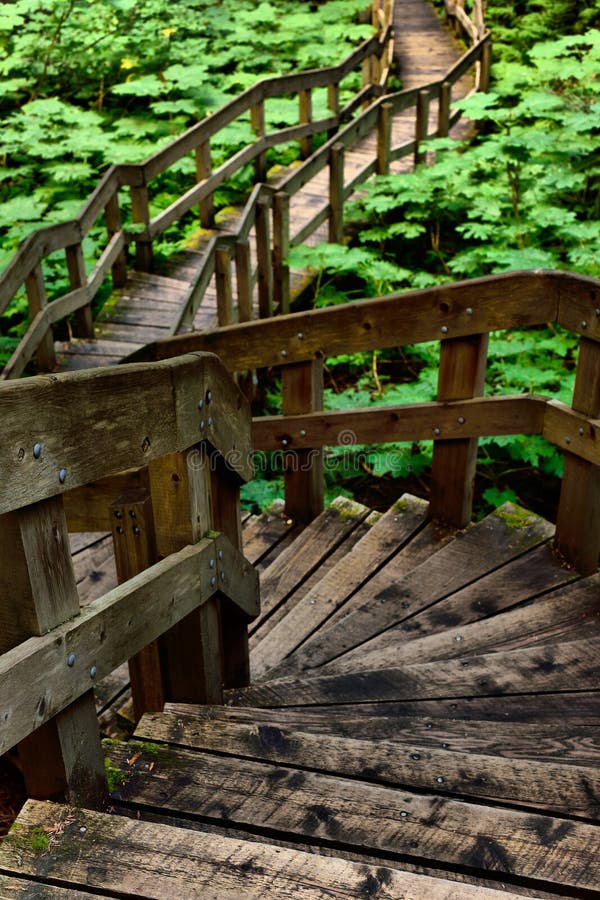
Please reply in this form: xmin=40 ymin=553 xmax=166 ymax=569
xmin=0 ymin=353 xmax=259 ymax=806
xmin=131 ymin=267 xmax=600 ymax=575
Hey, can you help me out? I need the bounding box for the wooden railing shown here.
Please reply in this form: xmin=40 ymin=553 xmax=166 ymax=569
xmin=0 ymin=0 xmax=492 ymax=382
xmin=0 ymin=353 xmax=258 ymax=806
xmin=132 ymin=268 xmax=600 ymax=576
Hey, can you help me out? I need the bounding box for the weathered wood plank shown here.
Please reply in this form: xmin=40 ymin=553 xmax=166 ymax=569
xmin=280 ymin=360 xmax=324 ymax=523
xmin=0 ymin=875 xmax=114 ymax=899
xmin=283 ymin=505 xmax=552 ymax=672
xmin=242 ymin=499 xmax=297 ymax=566
xmin=105 ymin=742 xmax=600 ymax=891
xmin=250 ymin=496 xmax=370 ymax=636
xmin=0 ymin=800 xmax=535 ymax=900
xmin=136 ymin=710 xmax=600 ymax=817
xmin=227 ymin=636 xmax=600 ymax=708
xmin=251 ymin=495 xmax=429 ymax=679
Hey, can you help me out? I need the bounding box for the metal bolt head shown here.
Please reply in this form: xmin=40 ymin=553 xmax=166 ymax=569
xmin=441 ymin=325 xmax=449 ymax=334
xmin=297 ymin=332 xmax=304 ymax=340
xmin=218 ymin=549 xmax=223 ymax=561
xmin=457 ymin=416 xmax=465 ymax=425
xmin=132 ymin=525 xmax=140 ymax=535
xmin=114 ymin=510 xmax=123 ymax=520
xmin=433 ymin=427 xmax=441 ymax=436
xmin=300 ymin=429 xmax=307 ymax=437
xmin=116 ymin=525 xmax=124 ymax=534
xmin=400 ymin=811 xmax=408 ymax=818
xmin=58 ymin=468 xmax=67 ymax=484
xmin=206 ymin=391 xmax=212 ymax=403
xmin=596 ymin=308 xmax=600 ymax=317
xmin=90 ymin=666 xmax=97 ymax=680
xmin=579 ymin=427 xmax=585 ymax=436
xmin=208 ymin=417 xmax=213 ymax=427
xmin=200 ymin=420 xmax=205 ymax=430
xmin=280 ymin=349 xmax=287 ymax=357
xmin=455 ymin=635 xmax=463 ymax=642
xmin=67 ymin=653 xmax=76 ymax=668
xmin=566 ymin=436 xmax=572 ymax=445
xmin=281 ymin=438 xmax=289 ymax=447
xmin=210 ymin=576 xmax=217 ymax=587
xmin=582 ymin=321 xmax=588 ymax=329
xmin=129 ymin=510 xmax=136 ymax=519
xmin=209 ymin=558 xmax=215 ymax=569
xmin=33 ymin=443 xmax=42 ymax=459
xmin=220 ymin=571 xmax=226 ymax=581
xmin=198 ymin=399 xmax=204 ymax=410
xmin=466 ymin=307 xmax=473 ymax=315
xmin=436 ymin=776 xmax=444 ymax=784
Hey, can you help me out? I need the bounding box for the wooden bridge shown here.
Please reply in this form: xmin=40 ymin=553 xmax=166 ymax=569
xmin=3 ymin=2 xmax=600 ymax=899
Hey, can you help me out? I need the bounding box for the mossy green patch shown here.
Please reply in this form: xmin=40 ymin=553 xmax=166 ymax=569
xmin=6 ymin=823 xmax=49 ymax=854
xmin=494 ymin=503 xmax=539 ymax=529
xmin=104 ymin=757 xmax=130 ymax=793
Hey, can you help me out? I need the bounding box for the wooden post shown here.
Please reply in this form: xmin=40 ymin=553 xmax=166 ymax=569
xmin=3 ymin=497 xmax=106 ymax=806
xmin=235 ymin=238 xmax=253 ymax=323
xmin=130 ymin=184 xmax=153 ymax=271
xmin=377 ymin=102 xmax=392 ymax=175
xmin=429 ymin=334 xmax=489 ymax=527
xmin=196 ymin=140 xmax=214 ymax=228
xmin=105 ymin=191 xmax=127 ymax=287
xmin=210 ymin=460 xmax=250 ymax=690
xmin=148 ymin=450 xmax=223 ymax=704
xmin=65 ymin=243 xmax=94 ymax=340
xmin=555 ymin=339 xmax=600 ymax=574
xmin=299 ymin=88 xmax=313 ymax=160
xmin=327 ymin=82 xmax=340 ymax=138
xmin=273 ymin=191 xmax=290 ymax=315
xmin=25 ymin=264 xmax=55 ymax=372
xmin=256 ymin=193 xmax=273 ymax=318
xmin=281 ymin=360 xmax=324 ymax=524
xmin=216 ymin=245 xmax=234 ymax=326
xmin=251 ymin=100 xmax=267 ymax=182
xmin=361 ymin=55 xmax=374 ymax=105
xmin=438 ymin=82 xmax=451 ymax=138
xmin=110 ymin=491 xmax=164 ymax=722
xmin=479 ymin=39 xmax=492 ymax=93
xmin=329 ymin=143 xmax=345 ymax=245
xmin=415 ymin=89 xmax=430 ymax=166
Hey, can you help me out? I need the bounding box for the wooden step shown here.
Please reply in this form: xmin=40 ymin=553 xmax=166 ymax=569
xmin=0 ymin=801 xmax=536 ymax=899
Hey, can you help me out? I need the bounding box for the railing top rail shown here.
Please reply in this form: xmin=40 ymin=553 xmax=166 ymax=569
xmin=131 ymin=269 xmax=600 ymax=372
xmin=0 ymin=352 xmax=253 ymax=516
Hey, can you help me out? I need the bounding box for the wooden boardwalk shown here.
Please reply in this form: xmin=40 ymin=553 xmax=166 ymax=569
xmin=4 ymin=494 xmax=600 ymax=896
xmin=54 ymin=0 xmax=475 ymax=373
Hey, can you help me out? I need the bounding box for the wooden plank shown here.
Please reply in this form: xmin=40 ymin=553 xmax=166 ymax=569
xmin=0 ymin=354 xmax=253 ymax=516
xmin=250 ymin=497 xmax=370 ymax=637
xmin=144 ymin=270 xmax=561 ymax=371
xmin=227 ymin=636 xmax=600 ymax=708
xmin=251 ymin=495 xmax=429 ymax=679
xmin=159 ymin=703 xmax=600 ymax=765
xmin=0 ymin=536 xmax=257 ymax=755
xmin=64 ymin=468 xmax=150 ymax=532
xmin=328 ymin=541 xmax=577 ymax=672
xmin=242 ymin=499 xmax=296 ymax=566
xmin=281 ymin=505 xmax=553 ymax=671
xmin=105 ymin=742 xmax=600 ymax=891
xmin=0 ymin=875 xmax=114 ymax=899
xmin=0 ymin=801 xmax=535 ymax=900
xmin=137 ymin=710 xmax=600 ymax=817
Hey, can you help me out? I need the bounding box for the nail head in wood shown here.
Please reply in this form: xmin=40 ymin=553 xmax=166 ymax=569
xmin=33 ymin=443 xmax=42 ymax=459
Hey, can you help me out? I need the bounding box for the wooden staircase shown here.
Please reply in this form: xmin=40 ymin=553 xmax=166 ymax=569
xmin=3 ymin=494 xmax=600 ymax=897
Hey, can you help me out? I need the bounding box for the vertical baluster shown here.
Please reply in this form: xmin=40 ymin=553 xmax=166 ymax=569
xmin=196 ymin=140 xmax=214 ymax=228
xmin=130 ymin=184 xmax=153 ymax=271
xmin=105 ymin=191 xmax=127 ymax=288
xmin=299 ymin=88 xmax=313 ymax=160
xmin=235 ymin=238 xmax=253 ymax=323
xmin=329 ymin=142 xmax=345 ymax=244
xmin=438 ymin=81 xmax=452 ymax=138
xmin=377 ymin=102 xmax=392 ymax=175
xmin=251 ymin=99 xmax=267 ymax=182
xmin=281 ymin=360 xmax=324 ymax=524
xmin=429 ymin=333 xmax=489 ymax=527
xmin=273 ymin=191 xmax=290 ymax=315
xmin=256 ymin=193 xmax=273 ymax=318
xmin=216 ymin=245 xmax=234 ymax=326
xmin=26 ymin=264 xmax=55 ymax=372
xmin=65 ymin=243 xmax=94 ymax=339
xmin=415 ymin=89 xmax=430 ymax=166
xmin=5 ymin=497 xmax=106 ymax=806
xmin=110 ymin=491 xmax=163 ymax=722
xmin=555 ymin=338 xmax=600 ymax=574
xmin=327 ymin=83 xmax=340 ymax=137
